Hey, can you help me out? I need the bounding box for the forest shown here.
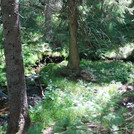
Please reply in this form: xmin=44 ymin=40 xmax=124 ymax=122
xmin=0 ymin=0 xmax=134 ymax=133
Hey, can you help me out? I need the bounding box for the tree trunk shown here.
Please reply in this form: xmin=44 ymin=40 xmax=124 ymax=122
xmin=45 ymin=0 xmax=53 ymax=41
xmin=40 ymin=0 xmax=62 ymax=42
xmin=1 ymin=0 xmax=31 ymax=133
xmin=68 ymin=0 xmax=80 ymax=72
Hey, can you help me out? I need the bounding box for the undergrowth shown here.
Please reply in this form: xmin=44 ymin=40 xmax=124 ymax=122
xmin=29 ymin=60 xmax=134 ymax=134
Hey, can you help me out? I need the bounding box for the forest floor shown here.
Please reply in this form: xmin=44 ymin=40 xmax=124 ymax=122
xmin=43 ymin=83 xmax=134 ymax=134
xmin=0 ymin=59 xmax=134 ymax=134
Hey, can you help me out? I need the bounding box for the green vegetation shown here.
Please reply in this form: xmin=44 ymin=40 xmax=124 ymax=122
xmin=0 ymin=0 xmax=134 ymax=133
xmin=29 ymin=61 xmax=134 ymax=133
xmin=0 ymin=123 xmax=7 ymax=134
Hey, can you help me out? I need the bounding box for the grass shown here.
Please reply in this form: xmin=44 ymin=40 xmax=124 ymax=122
xmin=29 ymin=59 xmax=134 ymax=134
xmin=80 ymin=60 xmax=134 ymax=84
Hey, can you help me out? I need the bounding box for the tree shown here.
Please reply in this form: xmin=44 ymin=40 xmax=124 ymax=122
xmin=39 ymin=0 xmax=62 ymax=42
xmin=44 ymin=0 xmax=53 ymax=41
xmin=68 ymin=0 xmax=80 ymax=73
xmin=1 ymin=0 xmax=31 ymax=133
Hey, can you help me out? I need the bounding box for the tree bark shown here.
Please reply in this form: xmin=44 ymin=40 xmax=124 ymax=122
xmin=45 ymin=0 xmax=53 ymax=41
xmin=1 ymin=0 xmax=31 ymax=133
xmin=68 ymin=0 xmax=80 ymax=72
xmin=39 ymin=0 xmax=63 ymax=42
